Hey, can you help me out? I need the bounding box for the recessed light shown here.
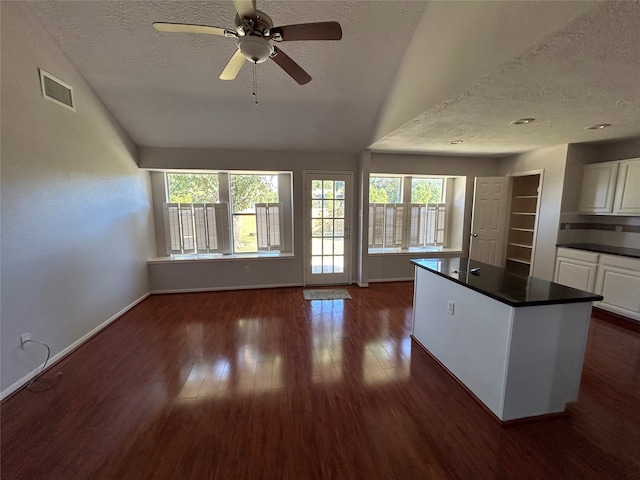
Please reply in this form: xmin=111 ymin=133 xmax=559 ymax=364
xmin=449 ymin=140 xmax=463 ymax=144
xmin=585 ymin=123 xmax=611 ymax=130
xmin=511 ymin=118 xmax=535 ymax=125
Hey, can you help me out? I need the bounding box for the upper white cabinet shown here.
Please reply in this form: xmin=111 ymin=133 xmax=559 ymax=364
xmin=612 ymin=159 xmax=640 ymax=215
xmin=579 ymin=158 xmax=640 ymax=215
xmin=578 ymin=161 xmax=619 ymax=213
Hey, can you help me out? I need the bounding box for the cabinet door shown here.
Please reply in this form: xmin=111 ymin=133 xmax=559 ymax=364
xmin=612 ymin=158 xmax=640 ymax=215
xmin=554 ymin=257 xmax=597 ymax=292
xmin=578 ymin=162 xmax=618 ymax=214
xmin=594 ymin=254 xmax=640 ymax=321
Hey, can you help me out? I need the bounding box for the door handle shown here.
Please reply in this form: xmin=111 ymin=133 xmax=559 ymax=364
xmin=471 ymin=233 xmax=478 ymax=237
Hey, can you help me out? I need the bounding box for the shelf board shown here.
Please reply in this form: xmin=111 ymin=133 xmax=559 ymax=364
xmin=508 ymin=243 xmax=533 ymax=249
xmin=510 ymin=227 xmax=534 ymax=232
xmin=506 ymin=257 xmax=532 ymax=265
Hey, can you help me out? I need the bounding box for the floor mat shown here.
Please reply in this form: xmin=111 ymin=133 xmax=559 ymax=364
xmin=303 ymin=288 xmax=352 ymax=300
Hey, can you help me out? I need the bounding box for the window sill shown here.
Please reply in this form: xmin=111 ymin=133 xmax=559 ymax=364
xmin=368 ymin=248 xmax=463 ymax=256
xmin=148 ymin=252 xmax=295 ymax=264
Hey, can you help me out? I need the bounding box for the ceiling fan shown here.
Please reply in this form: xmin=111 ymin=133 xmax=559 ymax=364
xmin=153 ymin=0 xmax=342 ymax=85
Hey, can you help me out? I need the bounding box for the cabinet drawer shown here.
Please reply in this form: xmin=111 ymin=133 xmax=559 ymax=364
xmin=598 ymin=253 xmax=640 ymax=272
xmin=556 ymin=247 xmax=599 ymax=264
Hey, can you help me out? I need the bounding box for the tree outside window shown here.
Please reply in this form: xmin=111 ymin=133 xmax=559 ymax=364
xmin=411 ymin=178 xmax=443 ymax=204
xmin=167 ymin=173 xmax=219 ymax=203
xmin=230 ymin=174 xmax=279 ymax=253
xmin=369 ymin=176 xmax=401 ymax=203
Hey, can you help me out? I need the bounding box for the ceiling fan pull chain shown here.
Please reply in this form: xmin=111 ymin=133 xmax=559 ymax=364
xmin=253 ymin=61 xmax=258 ymax=105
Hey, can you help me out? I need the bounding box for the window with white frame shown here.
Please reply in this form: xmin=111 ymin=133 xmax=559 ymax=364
xmin=164 ymin=171 xmax=292 ymax=256
xmin=368 ymin=175 xmax=449 ymax=252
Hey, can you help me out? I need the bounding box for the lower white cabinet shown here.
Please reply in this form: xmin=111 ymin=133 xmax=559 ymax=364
xmin=594 ymin=254 xmax=640 ymax=320
xmin=555 ymin=248 xmax=640 ymax=321
xmin=555 ymin=248 xmax=598 ymax=292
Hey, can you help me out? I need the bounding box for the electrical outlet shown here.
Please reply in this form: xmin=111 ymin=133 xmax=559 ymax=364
xmin=447 ymin=301 xmax=455 ymax=316
xmin=20 ymin=333 xmax=31 ymax=349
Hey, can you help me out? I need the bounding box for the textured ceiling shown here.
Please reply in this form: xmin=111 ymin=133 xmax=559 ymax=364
xmin=24 ymin=0 xmax=425 ymax=153
xmin=372 ymin=1 xmax=640 ymax=155
xmin=21 ymin=1 xmax=640 ymax=156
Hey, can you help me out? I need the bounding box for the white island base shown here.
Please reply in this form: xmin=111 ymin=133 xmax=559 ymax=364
xmin=412 ymin=265 xmax=594 ymax=423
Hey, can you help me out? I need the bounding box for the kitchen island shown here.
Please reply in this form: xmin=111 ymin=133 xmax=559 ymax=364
xmin=411 ymin=257 xmax=603 ymax=423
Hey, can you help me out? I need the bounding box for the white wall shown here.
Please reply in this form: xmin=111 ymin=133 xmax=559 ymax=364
xmin=499 ymin=145 xmax=569 ymax=281
xmin=0 ymin=3 xmax=154 ymax=397
xmin=143 ymin=149 xmax=505 ymax=288
xmin=141 ymin=147 xmax=359 ymax=292
xmin=366 ymin=152 xmax=501 ymax=281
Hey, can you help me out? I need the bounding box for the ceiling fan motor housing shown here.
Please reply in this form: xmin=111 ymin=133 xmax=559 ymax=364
xmin=237 ymin=35 xmax=274 ymax=63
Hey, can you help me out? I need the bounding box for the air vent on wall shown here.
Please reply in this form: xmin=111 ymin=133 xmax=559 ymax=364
xmin=39 ymin=69 xmax=75 ymax=111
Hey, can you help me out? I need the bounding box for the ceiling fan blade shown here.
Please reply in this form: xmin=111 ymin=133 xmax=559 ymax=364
xmin=233 ymin=0 xmax=256 ymax=18
xmin=220 ymin=49 xmax=246 ymax=80
xmin=271 ymin=47 xmax=311 ymax=85
xmin=270 ymin=22 xmax=342 ymax=42
xmin=153 ymin=22 xmax=234 ymax=37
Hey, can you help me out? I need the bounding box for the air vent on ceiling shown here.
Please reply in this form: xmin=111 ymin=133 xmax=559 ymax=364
xmin=39 ymin=69 xmax=75 ymax=111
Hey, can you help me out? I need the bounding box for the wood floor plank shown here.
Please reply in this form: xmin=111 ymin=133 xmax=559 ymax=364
xmin=2 ymin=283 xmax=639 ymax=479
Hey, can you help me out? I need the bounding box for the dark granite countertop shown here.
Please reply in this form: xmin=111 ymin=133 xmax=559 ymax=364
xmin=556 ymin=243 xmax=640 ymax=259
xmin=411 ymin=257 xmax=603 ymax=308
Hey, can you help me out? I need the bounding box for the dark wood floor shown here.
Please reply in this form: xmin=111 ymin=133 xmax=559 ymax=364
xmin=2 ymin=283 xmax=639 ymax=479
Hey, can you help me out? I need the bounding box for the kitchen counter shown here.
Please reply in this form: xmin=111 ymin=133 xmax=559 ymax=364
xmin=556 ymin=243 xmax=640 ymax=259
xmin=411 ymin=257 xmax=601 ymax=422
xmin=411 ymin=257 xmax=602 ymax=307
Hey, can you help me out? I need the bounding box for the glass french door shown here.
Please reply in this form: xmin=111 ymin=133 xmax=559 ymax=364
xmin=305 ymin=172 xmax=352 ymax=285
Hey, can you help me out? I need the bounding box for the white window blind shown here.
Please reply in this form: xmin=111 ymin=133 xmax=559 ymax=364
xmin=369 ymin=204 xmax=385 ymax=248
xmin=368 ymin=203 xmax=447 ymax=249
xmin=164 ymin=203 xmax=230 ymax=254
xmin=255 ymin=203 xmax=282 ymax=251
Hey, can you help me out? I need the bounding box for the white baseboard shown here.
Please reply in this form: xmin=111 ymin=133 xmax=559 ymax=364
xmin=368 ymin=277 xmax=414 ymax=283
xmin=151 ymin=283 xmax=303 ymax=294
xmin=1 ymin=292 xmax=150 ymax=401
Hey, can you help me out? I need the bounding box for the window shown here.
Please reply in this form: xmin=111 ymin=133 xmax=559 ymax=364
xmin=368 ymin=175 xmax=449 ymax=253
xmin=164 ymin=171 xmax=292 ymax=256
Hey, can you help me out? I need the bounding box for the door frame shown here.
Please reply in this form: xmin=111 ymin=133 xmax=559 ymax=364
xmin=303 ymin=170 xmax=354 ymax=286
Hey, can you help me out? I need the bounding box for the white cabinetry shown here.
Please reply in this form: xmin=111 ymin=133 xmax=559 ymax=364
xmin=554 ymin=248 xmax=598 ymax=292
xmin=555 ymin=248 xmax=640 ymax=321
xmin=594 ymin=254 xmax=640 ymax=320
xmin=579 ymin=162 xmax=618 ymax=213
xmin=579 ymin=158 xmax=640 ymax=215
xmin=612 ymin=159 xmax=640 ymax=215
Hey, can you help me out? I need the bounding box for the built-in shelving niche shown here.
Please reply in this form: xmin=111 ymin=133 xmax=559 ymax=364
xmin=505 ymin=174 xmax=541 ymax=276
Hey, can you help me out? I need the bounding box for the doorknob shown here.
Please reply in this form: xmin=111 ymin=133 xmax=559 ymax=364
xmin=471 ymin=233 xmax=478 ymax=237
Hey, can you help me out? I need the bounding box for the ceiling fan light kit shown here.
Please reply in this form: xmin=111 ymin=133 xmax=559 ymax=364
xmin=237 ymin=36 xmax=273 ymax=63
xmin=153 ymin=0 xmax=342 ymax=88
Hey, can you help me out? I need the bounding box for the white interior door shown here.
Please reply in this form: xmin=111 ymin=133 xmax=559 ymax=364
xmin=305 ymin=173 xmax=351 ymax=285
xmin=470 ymin=177 xmax=508 ymax=266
